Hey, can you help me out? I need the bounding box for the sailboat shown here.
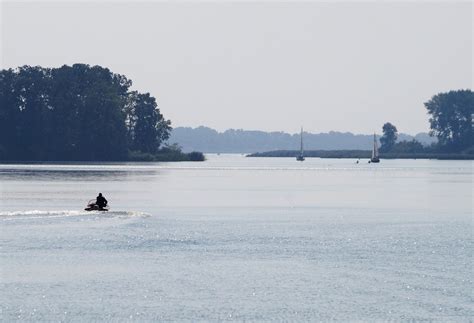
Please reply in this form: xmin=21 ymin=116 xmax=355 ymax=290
xmin=296 ymin=127 xmax=305 ymax=161
xmin=370 ymin=133 xmax=380 ymax=163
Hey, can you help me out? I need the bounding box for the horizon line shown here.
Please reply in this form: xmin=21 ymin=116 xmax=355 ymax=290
xmin=171 ymin=125 xmax=431 ymax=137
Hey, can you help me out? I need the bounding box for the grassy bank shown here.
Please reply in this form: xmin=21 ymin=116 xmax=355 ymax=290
xmin=128 ymin=149 xmax=205 ymax=162
xmin=247 ymin=150 xmax=474 ymax=160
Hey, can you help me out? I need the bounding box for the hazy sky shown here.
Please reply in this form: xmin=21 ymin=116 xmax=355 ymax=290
xmin=1 ymin=1 xmax=472 ymax=134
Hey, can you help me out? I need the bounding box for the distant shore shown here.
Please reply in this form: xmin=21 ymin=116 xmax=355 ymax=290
xmin=247 ymin=150 xmax=474 ymax=160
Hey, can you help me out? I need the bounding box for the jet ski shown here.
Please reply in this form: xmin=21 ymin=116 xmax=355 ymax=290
xmin=84 ymin=199 xmax=109 ymax=211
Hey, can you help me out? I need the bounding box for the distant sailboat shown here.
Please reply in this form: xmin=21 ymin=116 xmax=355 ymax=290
xmin=296 ymin=127 xmax=305 ymax=161
xmin=370 ymin=133 xmax=380 ymax=163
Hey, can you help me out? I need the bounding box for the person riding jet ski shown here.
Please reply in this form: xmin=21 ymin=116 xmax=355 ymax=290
xmin=95 ymin=193 xmax=108 ymax=210
xmin=85 ymin=193 xmax=109 ymax=211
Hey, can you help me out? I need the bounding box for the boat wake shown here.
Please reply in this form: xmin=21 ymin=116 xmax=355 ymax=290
xmin=0 ymin=210 xmax=151 ymax=220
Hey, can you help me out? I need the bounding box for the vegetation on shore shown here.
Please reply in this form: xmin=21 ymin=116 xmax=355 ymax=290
xmin=128 ymin=144 xmax=205 ymax=162
xmin=249 ymin=89 xmax=473 ymax=160
xmin=1 ymin=65 xmax=470 ymax=161
xmin=248 ymin=150 xmax=370 ymax=158
xmin=379 ymin=90 xmax=473 ymax=155
xmin=0 ymin=64 xmax=204 ymax=162
xmin=247 ymin=150 xmax=474 ymax=160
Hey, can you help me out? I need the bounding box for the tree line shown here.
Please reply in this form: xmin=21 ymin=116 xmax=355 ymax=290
xmin=170 ymin=126 xmax=435 ymax=153
xmin=380 ymin=89 xmax=473 ymax=155
xmin=1 ymin=65 xmax=470 ymax=160
xmin=0 ymin=64 xmax=204 ymax=161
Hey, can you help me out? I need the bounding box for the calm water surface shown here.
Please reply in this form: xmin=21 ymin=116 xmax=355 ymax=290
xmin=1 ymin=155 xmax=472 ymax=321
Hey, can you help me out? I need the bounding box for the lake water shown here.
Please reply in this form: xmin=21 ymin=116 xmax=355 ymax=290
xmin=1 ymin=155 xmax=472 ymax=321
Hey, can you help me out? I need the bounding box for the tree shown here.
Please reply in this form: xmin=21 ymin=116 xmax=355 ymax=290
xmin=15 ymin=66 xmax=53 ymax=160
xmin=0 ymin=69 xmax=19 ymax=159
xmin=425 ymin=90 xmax=473 ymax=152
xmin=125 ymin=92 xmax=171 ymax=154
xmin=380 ymin=122 xmax=398 ymax=152
xmin=0 ymin=66 xmax=53 ymax=160
xmin=0 ymin=64 xmax=172 ymax=161
xmin=49 ymin=64 xmax=129 ymax=160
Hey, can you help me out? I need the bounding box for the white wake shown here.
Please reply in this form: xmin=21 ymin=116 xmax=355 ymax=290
xmin=0 ymin=210 xmax=151 ymax=220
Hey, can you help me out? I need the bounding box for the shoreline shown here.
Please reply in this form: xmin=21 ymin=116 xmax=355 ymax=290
xmin=246 ymin=150 xmax=474 ymax=160
xmin=0 ymin=150 xmax=206 ymax=163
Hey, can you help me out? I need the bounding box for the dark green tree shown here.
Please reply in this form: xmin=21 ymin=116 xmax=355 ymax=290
xmin=380 ymin=122 xmax=398 ymax=152
xmin=0 ymin=64 xmax=174 ymax=161
xmin=425 ymin=90 xmax=473 ymax=152
xmin=49 ymin=64 xmax=129 ymax=160
xmin=0 ymin=66 xmax=54 ymax=160
xmin=126 ymin=92 xmax=171 ymax=154
xmin=16 ymin=66 xmax=54 ymax=160
xmin=0 ymin=69 xmax=19 ymax=158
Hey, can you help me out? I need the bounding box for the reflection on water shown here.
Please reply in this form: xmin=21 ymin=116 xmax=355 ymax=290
xmin=0 ymin=168 xmax=158 ymax=181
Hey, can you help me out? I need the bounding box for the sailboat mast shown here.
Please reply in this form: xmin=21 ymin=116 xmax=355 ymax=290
xmin=300 ymin=127 xmax=304 ymax=154
xmin=296 ymin=126 xmax=305 ymax=161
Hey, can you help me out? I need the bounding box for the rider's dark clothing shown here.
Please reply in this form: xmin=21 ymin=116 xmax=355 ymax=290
xmin=96 ymin=195 xmax=108 ymax=209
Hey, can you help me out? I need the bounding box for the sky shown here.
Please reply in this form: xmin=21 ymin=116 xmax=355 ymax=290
xmin=1 ymin=1 xmax=472 ymax=135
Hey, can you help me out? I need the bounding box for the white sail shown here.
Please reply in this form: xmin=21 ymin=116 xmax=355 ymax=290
xmin=297 ymin=127 xmax=305 ymax=161
xmin=372 ymin=133 xmax=379 ymax=160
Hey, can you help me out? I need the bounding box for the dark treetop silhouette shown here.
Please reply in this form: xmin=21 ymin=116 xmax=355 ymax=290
xmin=0 ymin=64 xmax=206 ymax=161
xmin=425 ymin=90 xmax=473 ymax=153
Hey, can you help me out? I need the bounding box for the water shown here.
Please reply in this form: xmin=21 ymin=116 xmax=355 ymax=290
xmin=1 ymin=155 xmax=472 ymax=321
